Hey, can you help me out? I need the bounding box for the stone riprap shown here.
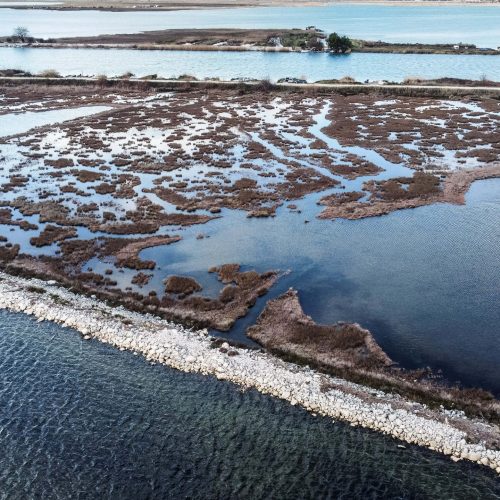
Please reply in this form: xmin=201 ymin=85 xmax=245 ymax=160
xmin=0 ymin=271 xmax=498 ymax=474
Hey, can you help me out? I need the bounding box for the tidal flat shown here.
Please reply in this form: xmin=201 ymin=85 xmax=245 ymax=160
xmin=0 ymin=82 xmax=500 ymax=450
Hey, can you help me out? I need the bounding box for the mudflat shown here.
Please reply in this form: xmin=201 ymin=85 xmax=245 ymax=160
xmin=0 ymin=82 xmax=499 ymax=416
xmin=1 ymin=83 xmax=499 ymax=305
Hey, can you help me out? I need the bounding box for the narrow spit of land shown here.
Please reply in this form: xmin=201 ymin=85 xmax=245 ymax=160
xmin=2 ymin=73 xmax=500 ymax=91
xmin=0 ymin=272 xmax=499 ymax=474
xmin=3 ymin=29 xmax=499 ymax=55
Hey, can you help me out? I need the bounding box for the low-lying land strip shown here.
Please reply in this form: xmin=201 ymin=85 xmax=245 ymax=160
xmin=0 ymin=271 xmax=499 ymax=473
xmin=3 ymin=28 xmax=323 ymax=52
xmin=3 ymin=29 xmax=498 ymax=55
xmin=248 ymin=290 xmax=500 ymax=423
xmin=1 ymin=73 xmax=500 ymax=96
xmin=352 ymin=40 xmax=500 ymax=55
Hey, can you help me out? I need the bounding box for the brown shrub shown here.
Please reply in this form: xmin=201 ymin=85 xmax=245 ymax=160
xmin=131 ymin=272 xmax=152 ymax=287
xmin=0 ymin=244 xmax=20 ymax=262
xmin=164 ymin=275 xmax=202 ymax=295
xmin=289 ymin=322 xmax=366 ymax=350
xmin=220 ymin=284 xmax=237 ymax=303
xmin=72 ymin=169 xmax=102 ymax=183
xmin=216 ymin=263 xmax=241 ymax=283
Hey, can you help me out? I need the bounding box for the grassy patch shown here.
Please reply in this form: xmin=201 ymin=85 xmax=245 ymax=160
xmin=280 ymin=33 xmax=310 ymax=49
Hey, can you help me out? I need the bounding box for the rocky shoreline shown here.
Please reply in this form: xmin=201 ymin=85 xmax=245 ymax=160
xmin=0 ymin=270 xmax=499 ymax=474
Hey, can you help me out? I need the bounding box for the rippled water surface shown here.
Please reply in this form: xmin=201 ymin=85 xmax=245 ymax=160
xmin=0 ymin=309 xmax=499 ymax=499
xmin=1 ymin=47 xmax=499 ymax=82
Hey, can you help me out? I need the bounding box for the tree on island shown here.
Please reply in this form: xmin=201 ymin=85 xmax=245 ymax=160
xmin=13 ymin=26 xmax=29 ymax=43
xmin=327 ymin=33 xmax=353 ymax=53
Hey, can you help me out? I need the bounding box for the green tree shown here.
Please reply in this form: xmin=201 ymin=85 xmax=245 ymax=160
xmin=327 ymin=33 xmax=353 ymax=53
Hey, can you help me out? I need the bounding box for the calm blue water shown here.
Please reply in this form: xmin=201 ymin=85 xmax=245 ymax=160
xmin=0 ymin=309 xmax=499 ymax=499
xmin=0 ymin=105 xmax=110 ymax=135
xmin=1 ymin=47 xmax=499 ymax=82
xmin=1 ymin=5 xmax=500 ymax=46
xmin=139 ymin=178 xmax=500 ymax=395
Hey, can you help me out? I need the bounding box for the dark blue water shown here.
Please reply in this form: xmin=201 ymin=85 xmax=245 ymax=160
xmin=0 ymin=309 xmax=499 ymax=499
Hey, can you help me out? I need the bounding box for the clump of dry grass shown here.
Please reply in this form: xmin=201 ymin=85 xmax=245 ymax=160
xmin=373 ymin=172 xmax=441 ymax=201
xmin=289 ymin=322 xmax=366 ymax=351
xmin=164 ymin=275 xmax=202 ymax=295
xmin=119 ymin=71 xmax=134 ymax=80
xmin=95 ymin=74 xmax=108 ymax=87
xmin=403 ymin=76 xmax=424 ymax=85
xmin=37 ymin=69 xmax=61 ymax=78
xmin=256 ymin=77 xmax=277 ymax=92
xmin=338 ymin=75 xmax=358 ymax=84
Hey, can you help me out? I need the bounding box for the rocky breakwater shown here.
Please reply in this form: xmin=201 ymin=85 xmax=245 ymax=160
xmin=0 ymin=271 xmax=499 ymax=474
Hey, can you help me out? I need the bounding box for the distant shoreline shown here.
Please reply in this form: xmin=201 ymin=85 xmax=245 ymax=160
xmin=2 ymin=0 xmax=500 ymax=12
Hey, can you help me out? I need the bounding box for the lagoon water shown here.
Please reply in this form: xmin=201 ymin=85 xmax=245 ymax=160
xmin=1 ymin=47 xmax=499 ymax=82
xmin=1 ymin=309 xmax=499 ymax=499
xmin=136 ymin=177 xmax=500 ymax=396
xmin=2 ymin=3 xmax=500 ymax=82
xmin=0 ymin=105 xmax=110 ymax=136
xmin=1 ymin=5 xmax=500 ymax=46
